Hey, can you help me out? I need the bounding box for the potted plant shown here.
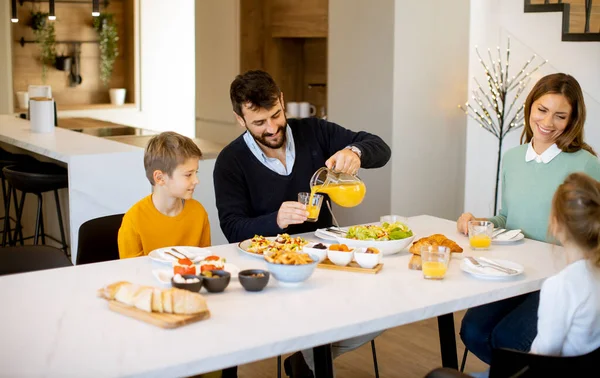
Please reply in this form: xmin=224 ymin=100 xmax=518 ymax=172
xmin=93 ymin=13 xmax=124 ymax=105
xmin=29 ymin=11 xmax=56 ymax=83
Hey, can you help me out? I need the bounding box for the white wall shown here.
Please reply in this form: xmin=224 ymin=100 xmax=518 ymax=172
xmin=464 ymin=0 xmax=600 ymax=217
xmin=328 ymin=0 xmax=395 ymax=225
xmin=195 ymin=0 xmax=244 ymax=144
xmin=391 ymin=0 xmax=470 ymax=221
xmin=0 ymin=1 xmax=14 ymax=114
xmin=3 ymin=0 xmax=197 ymax=139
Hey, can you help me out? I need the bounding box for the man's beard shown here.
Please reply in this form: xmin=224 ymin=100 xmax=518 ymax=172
xmin=248 ymin=122 xmax=287 ymax=149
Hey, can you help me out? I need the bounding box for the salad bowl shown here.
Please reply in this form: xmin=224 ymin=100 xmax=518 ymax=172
xmin=334 ymin=221 xmax=415 ymax=256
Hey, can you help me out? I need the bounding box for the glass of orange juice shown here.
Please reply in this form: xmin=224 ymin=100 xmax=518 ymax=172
xmin=421 ymin=245 xmax=450 ymax=280
xmin=468 ymin=220 xmax=493 ymax=250
xmin=298 ymin=192 xmax=324 ymax=222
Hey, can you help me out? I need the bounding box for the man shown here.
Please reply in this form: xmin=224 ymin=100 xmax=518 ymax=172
xmin=214 ymin=70 xmax=391 ymax=377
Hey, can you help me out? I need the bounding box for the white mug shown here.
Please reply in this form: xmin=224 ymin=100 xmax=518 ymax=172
xmin=16 ymin=91 xmax=29 ymax=109
xmin=299 ymin=102 xmax=316 ymax=118
xmin=286 ymin=102 xmax=300 ymax=118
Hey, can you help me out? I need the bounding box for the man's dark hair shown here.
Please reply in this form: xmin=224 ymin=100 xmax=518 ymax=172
xmin=230 ymin=70 xmax=281 ymax=119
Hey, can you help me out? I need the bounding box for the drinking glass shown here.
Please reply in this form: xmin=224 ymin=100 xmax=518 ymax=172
xmin=298 ymin=192 xmax=324 ymax=222
xmin=468 ymin=221 xmax=493 ymax=250
xmin=421 ymin=245 xmax=450 ymax=280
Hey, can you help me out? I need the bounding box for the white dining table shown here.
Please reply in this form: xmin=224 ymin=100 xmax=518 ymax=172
xmin=0 ymin=215 xmax=564 ymax=377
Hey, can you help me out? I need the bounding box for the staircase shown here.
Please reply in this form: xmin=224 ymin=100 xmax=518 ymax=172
xmin=525 ymin=0 xmax=600 ymax=41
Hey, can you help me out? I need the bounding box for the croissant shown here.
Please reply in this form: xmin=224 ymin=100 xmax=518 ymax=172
xmin=98 ymin=281 xmax=208 ymax=315
xmin=409 ymin=234 xmax=463 ymax=255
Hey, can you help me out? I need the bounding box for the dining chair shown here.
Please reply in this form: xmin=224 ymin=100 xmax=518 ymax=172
xmin=0 ymin=245 xmax=72 ymax=276
xmin=277 ymin=339 xmax=380 ymax=378
xmin=488 ymin=345 xmax=600 ymax=377
xmin=76 ymin=214 xmax=124 ymax=265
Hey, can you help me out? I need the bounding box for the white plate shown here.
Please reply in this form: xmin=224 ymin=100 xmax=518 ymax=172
xmin=148 ymin=246 xmax=213 ymax=264
xmin=492 ymin=233 xmax=525 ymax=245
xmin=237 ymin=238 xmax=275 ymax=259
xmin=152 ymin=263 xmax=240 ymax=285
xmin=460 ymin=258 xmax=524 ymax=280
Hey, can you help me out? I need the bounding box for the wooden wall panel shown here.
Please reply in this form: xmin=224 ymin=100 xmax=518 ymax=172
xmin=271 ymin=0 xmax=328 ymax=37
xmin=11 ymin=0 xmax=134 ymax=107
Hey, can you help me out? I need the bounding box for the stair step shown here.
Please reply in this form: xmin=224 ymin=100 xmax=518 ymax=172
xmin=525 ymin=0 xmax=600 ymax=40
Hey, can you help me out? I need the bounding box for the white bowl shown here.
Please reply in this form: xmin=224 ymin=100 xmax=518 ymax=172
xmin=327 ymin=248 xmax=354 ymax=266
xmin=304 ymin=243 xmax=329 ymax=263
xmin=354 ymin=248 xmax=381 ymax=269
xmin=264 ymin=254 xmax=319 ymax=284
xmin=334 ymin=234 xmax=415 ymax=256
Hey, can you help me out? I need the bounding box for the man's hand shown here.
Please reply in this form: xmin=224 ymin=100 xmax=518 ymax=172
xmin=277 ymin=201 xmax=309 ymax=229
xmin=325 ymin=148 xmax=361 ymax=175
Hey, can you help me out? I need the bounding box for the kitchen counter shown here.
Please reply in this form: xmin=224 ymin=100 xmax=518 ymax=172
xmin=105 ymin=135 xmax=226 ymax=159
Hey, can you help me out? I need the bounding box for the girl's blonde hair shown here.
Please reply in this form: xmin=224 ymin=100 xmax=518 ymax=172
xmin=520 ymin=73 xmax=596 ymax=156
xmin=552 ymin=172 xmax=600 ymax=267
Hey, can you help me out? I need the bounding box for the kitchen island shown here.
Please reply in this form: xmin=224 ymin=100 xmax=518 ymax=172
xmin=0 ymin=115 xmax=226 ymax=263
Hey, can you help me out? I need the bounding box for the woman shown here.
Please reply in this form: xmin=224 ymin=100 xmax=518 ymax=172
xmin=456 ymin=73 xmax=600 ymax=366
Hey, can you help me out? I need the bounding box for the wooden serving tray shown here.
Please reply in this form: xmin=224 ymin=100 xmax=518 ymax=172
xmin=107 ymin=301 xmax=211 ymax=329
xmin=317 ymin=259 xmax=383 ymax=274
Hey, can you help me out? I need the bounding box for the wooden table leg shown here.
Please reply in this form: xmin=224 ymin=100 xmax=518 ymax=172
xmin=313 ymin=344 xmax=334 ymax=378
xmin=438 ymin=313 xmax=458 ymax=369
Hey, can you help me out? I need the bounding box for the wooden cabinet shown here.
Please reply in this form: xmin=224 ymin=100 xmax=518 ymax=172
xmin=240 ymin=0 xmax=328 ymax=114
xmin=270 ymin=0 xmax=328 ymax=38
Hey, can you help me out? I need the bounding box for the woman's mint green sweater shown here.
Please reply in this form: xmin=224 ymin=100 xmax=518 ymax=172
xmin=488 ymin=144 xmax=600 ymax=243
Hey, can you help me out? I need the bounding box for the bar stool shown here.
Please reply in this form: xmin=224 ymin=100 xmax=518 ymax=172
xmin=0 ymin=150 xmax=37 ymax=246
xmin=2 ymin=163 xmax=69 ymax=255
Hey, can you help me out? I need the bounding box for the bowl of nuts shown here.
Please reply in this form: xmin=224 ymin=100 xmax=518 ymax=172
xmin=238 ymin=269 xmax=270 ymax=292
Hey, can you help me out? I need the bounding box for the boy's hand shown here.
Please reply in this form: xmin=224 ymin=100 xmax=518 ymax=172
xmin=277 ymin=201 xmax=309 ymax=229
xmin=326 ymin=149 xmax=361 ymax=175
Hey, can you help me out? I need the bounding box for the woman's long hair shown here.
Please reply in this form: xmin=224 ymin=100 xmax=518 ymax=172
xmin=520 ymin=73 xmax=596 ymax=156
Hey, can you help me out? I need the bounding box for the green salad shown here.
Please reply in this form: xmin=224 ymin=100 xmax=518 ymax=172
xmin=346 ymin=221 xmax=413 ymax=241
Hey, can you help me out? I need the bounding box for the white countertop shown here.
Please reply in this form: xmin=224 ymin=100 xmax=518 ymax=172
xmin=0 ymin=215 xmax=563 ymax=377
xmin=0 ymin=115 xmax=141 ymax=163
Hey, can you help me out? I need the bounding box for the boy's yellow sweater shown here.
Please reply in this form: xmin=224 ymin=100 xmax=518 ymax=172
xmin=118 ymin=195 xmax=211 ymax=258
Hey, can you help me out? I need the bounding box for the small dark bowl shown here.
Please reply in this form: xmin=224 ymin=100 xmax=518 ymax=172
xmin=238 ymin=269 xmax=270 ymax=292
xmin=201 ymin=270 xmax=231 ymax=293
xmin=171 ymin=274 xmax=203 ymax=292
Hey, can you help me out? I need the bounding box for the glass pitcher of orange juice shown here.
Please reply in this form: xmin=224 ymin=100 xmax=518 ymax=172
xmin=309 ymin=167 xmax=366 ymax=208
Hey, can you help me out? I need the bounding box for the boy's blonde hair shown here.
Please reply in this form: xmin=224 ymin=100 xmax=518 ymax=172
xmin=144 ymin=132 xmax=202 ymax=185
xmin=552 ymin=172 xmax=600 ymax=267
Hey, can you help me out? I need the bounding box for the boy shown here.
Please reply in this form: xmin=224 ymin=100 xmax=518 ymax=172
xmin=118 ymin=131 xmax=211 ymax=258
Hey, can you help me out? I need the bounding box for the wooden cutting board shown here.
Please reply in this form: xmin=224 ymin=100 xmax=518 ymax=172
xmin=317 ymin=259 xmax=383 ymax=274
xmin=107 ymin=301 xmax=211 ymax=329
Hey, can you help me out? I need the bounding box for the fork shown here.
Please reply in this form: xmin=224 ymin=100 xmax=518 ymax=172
xmin=171 ymin=247 xmax=193 ymax=260
xmin=326 ymin=200 xmax=341 ymax=229
xmin=466 ymin=256 xmax=518 ymax=275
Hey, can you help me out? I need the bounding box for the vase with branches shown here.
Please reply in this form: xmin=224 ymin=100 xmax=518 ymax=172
xmin=459 ymin=37 xmax=547 ymax=215
xmin=29 ymin=11 xmax=56 ymax=83
xmin=93 ymin=13 xmax=119 ymax=87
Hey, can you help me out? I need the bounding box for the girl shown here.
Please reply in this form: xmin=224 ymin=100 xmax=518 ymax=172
xmin=531 ymin=172 xmax=600 ymax=356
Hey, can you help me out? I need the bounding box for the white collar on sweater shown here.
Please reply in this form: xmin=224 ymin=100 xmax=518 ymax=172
xmin=525 ymin=142 xmax=562 ymax=164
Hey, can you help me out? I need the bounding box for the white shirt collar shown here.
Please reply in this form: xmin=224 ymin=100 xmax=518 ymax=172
xmin=525 ymin=142 xmax=562 ymax=164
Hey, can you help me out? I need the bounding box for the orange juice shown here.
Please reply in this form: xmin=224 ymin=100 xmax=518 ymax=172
xmin=310 ymin=182 xmax=366 ymax=208
xmin=470 ymin=234 xmax=492 ymax=249
xmin=422 ymin=261 xmax=447 ymax=279
xmin=307 ymin=205 xmax=320 ymax=220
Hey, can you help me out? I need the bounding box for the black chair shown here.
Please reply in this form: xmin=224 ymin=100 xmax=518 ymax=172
xmin=425 ymin=367 xmax=470 ymax=378
xmin=489 ymin=346 xmax=600 ymax=377
xmin=0 ymin=245 xmax=72 ymax=276
xmin=76 ymin=214 xmax=124 ymax=265
xmin=2 ymin=163 xmax=69 ymax=254
xmin=277 ymin=340 xmax=380 ymax=378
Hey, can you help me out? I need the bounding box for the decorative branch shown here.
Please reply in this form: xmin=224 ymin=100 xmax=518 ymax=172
xmin=459 ymin=37 xmax=547 ymax=215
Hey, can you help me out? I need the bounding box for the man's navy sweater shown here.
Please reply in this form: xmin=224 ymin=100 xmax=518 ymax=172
xmin=213 ymin=117 xmax=391 ymax=243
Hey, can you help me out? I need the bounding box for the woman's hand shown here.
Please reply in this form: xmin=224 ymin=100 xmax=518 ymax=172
xmin=457 ymin=212 xmax=476 ymax=235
